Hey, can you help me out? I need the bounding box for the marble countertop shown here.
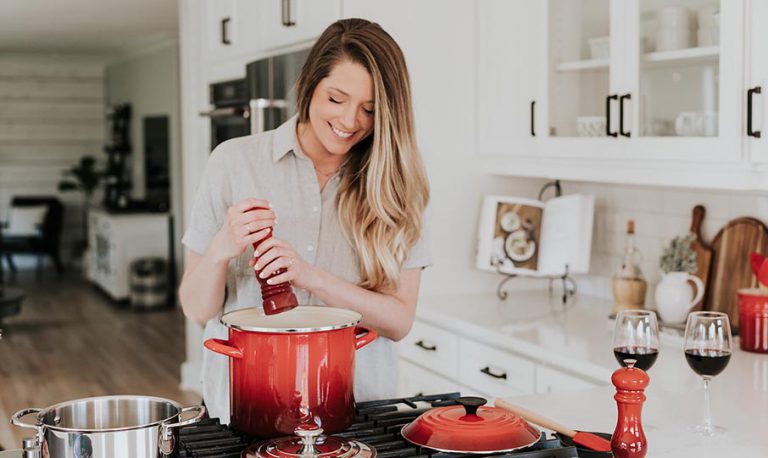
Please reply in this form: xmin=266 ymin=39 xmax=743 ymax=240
xmin=417 ymin=290 xmax=768 ymax=456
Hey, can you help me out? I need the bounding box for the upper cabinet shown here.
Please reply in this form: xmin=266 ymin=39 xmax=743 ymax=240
xmin=203 ymin=0 xmax=340 ymax=64
xmin=477 ymin=0 xmax=768 ymax=190
xmin=746 ymin=0 xmax=768 ymax=164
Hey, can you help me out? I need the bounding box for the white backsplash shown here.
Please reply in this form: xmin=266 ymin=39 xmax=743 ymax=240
xmin=563 ymin=180 xmax=768 ymax=303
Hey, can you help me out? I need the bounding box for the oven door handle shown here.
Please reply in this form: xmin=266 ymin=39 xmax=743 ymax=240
xmin=250 ymin=98 xmax=289 ymax=134
xmin=199 ymin=106 xmax=249 ymax=118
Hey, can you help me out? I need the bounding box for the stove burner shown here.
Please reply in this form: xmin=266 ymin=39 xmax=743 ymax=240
xmin=177 ymin=393 xmax=579 ymax=458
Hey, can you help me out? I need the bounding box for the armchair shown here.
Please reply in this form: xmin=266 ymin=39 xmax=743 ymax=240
xmin=0 ymin=196 xmax=64 ymax=279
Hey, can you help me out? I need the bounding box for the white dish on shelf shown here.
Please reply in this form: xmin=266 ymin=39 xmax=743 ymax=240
xmin=576 ymin=116 xmax=607 ymax=137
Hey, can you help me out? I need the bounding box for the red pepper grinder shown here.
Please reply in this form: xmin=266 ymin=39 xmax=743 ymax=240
xmin=611 ymin=358 xmax=649 ymax=458
xmin=249 ymin=207 xmax=298 ymax=315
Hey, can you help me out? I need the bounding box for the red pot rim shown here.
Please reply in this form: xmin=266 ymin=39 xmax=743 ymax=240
xmin=401 ymin=397 xmax=540 ymax=453
xmin=221 ymin=306 xmax=361 ymax=333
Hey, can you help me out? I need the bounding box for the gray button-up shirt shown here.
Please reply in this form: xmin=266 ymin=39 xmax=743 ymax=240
xmin=182 ymin=116 xmax=431 ymax=422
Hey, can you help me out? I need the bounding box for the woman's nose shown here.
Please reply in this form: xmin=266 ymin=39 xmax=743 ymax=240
xmin=339 ymin=106 xmax=357 ymax=130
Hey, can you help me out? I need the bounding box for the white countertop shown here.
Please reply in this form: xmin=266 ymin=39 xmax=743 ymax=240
xmin=417 ymin=290 xmax=768 ymax=457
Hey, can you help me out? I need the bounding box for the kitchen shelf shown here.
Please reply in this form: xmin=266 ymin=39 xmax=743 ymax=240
xmin=642 ymin=46 xmax=720 ymax=67
xmin=557 ymin=58 xmax=610 ymax=72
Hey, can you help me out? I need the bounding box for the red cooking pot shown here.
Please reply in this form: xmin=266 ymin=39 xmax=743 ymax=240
xmin=401 ymin=397 xmax=541 ymax=453
xmin=204 ymin=306 xmax=377 ymax=438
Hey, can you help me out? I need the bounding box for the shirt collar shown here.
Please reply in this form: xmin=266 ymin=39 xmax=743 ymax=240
xmin=272 ymin=115 xmax=309 ymax=163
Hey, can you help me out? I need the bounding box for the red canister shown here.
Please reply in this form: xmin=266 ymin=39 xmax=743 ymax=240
xmin=204 ymin=306 xmax=377 ymax=437
xmin=737 ymin=288 xmax=768 ymax=353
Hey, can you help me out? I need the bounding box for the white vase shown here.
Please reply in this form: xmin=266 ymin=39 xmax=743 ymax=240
xmin=655 ymin=272 xmax=704 ymax=323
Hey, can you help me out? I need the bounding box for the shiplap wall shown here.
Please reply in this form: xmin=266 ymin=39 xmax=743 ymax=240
xmin=0 ymin=55 xmax=105 ymax=264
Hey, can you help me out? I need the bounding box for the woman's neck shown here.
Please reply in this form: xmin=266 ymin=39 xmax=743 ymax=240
xmin=296 ymin=121 xmax=344 ymax=175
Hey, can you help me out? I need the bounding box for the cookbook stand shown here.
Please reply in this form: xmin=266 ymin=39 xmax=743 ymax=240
xmin=493 ymin=179 xmax=577 ymax=305
xmin=494 ymin=262 xmax=577 ymax=305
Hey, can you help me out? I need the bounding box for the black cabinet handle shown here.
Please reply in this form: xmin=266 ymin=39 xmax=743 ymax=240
xmin=221 ymin=17 xmax=231 ymax=45
xmin=281 ymin=0 xmax=296 ymax=26
xmin=606 ymin=94 xmax=618 ymax=137
xmin=415 ymin=340 xmax=437 ymax=351
xmin=480 ymin=366 xmax=507 ymax=380
xmin=530 ymin=100 xmax=536 ymax=137
xmin=619 ymin=93 xmax=631 ymax=137
xmin=748 ymin=86 xmax=762 ymax=138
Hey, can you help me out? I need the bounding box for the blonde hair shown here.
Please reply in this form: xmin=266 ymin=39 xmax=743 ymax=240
xmin=296 ymin=18 xmax=429 ymax=292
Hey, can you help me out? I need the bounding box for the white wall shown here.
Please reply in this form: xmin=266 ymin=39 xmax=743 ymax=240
xmin=105 ymin=42 xmax=184 ymax=281
xmin=0 ymin=53 xmax=105 ymax=264
xmin=567 ymin=180 xmax=768 ymax=304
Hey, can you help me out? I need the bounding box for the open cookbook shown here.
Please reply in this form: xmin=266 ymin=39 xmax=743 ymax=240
xmin=476 ymin=194 xmax=594 ymax=276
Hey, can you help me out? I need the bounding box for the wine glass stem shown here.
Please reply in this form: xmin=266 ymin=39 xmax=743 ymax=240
xmin=702 ymin=377 xmax=712 ymax=431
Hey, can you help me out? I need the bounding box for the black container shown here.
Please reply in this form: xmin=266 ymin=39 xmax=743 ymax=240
xmin=555 ymin=432 xmax=613 ymax=458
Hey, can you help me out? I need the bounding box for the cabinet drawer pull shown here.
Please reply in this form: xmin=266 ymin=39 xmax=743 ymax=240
xmin=415 ymin=340 xmax=437 ymax=351
xmin=606 ymin=94 xmax=618 ymax=137
xmin=480 ymin=366 xmax=507 ymax=380
xmin=619 ymin=93 xmax=631 ymax=137
xmin=221 ymin=17 xmax=231 ymax=45
xmin=748 ymin=86 xmax=762 ymax=138
xmin=281 ymin=0 xmax=296 ymax=27
xmin=530 ymin=100 xmax=536 ymax=137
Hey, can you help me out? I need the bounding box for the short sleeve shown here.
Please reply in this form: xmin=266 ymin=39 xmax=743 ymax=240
xmin=402 ymin=212 xmax=432 ymax=270
xmin=181 ymin=147 xmax=231 ymax=255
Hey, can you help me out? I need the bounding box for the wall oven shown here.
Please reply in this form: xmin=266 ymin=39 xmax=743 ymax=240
xmin=200 ymin=49 xmax=309 ymax=152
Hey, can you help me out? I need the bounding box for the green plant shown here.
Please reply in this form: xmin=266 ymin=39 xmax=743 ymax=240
xmin=58 ymin=156 xmax=105 ymax=255
xmin=659 ymin=232 xmax=698 ymax=274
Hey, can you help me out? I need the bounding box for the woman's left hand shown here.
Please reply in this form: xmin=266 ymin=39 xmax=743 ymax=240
xmin=249 ymin=238 xmax=316 ymax=290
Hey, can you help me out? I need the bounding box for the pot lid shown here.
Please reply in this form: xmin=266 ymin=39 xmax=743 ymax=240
xmin=221 ymin=306 xmax=361 ymax=333
xmin=401 ymin=397 xmax=540 ymax=453
xmin=242 ymin=424 xmax=376 ymax=458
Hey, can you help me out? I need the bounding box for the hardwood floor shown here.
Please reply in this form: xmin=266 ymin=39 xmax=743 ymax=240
xmin=0 ymin=270 xmax=199 ymax=451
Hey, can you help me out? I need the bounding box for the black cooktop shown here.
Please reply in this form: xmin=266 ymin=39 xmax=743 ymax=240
xmin=177 ymin=393 xmax=581 ymax=458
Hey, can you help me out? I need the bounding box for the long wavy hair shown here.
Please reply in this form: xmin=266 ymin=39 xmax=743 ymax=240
xmin=295 ymin=18 xmax=429 ymax=292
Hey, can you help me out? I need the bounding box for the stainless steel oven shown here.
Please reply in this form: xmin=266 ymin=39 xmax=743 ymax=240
xmin=201 ymin=78 xmax=249 ymax=151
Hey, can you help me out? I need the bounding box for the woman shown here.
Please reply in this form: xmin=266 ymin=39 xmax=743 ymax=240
xmin=179 ymin=18 xmax=430 ymax=422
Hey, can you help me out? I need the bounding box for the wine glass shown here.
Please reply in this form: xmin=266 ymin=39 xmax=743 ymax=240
xmin=684 ymin=311 xmax=733 ymax=436
xmin=612 ymin=310 xmax=660 ymax=371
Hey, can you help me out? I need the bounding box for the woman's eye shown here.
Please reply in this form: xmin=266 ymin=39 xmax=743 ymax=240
xmin=329 ymin=97 xmax=341 ymax=104
xmin=363 ymin=108 xmax=374 ymax=115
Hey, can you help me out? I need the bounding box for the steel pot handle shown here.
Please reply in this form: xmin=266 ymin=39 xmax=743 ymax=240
xmin=159 ymin=405 xmax=206 ymax=456
xmin=354 ymin=326 xmax=378 ymax=350
xmin=11 ymin=408 xmax=42 ymax=430
xmin=204 ymin=338 xmax=243 ymax=359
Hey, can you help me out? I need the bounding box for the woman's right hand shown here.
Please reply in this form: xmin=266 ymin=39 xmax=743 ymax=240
xmin=209 ymin=197 xmax=276 ymax=263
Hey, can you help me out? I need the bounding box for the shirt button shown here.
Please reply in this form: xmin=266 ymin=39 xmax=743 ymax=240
xmin=307 ymin=245 xmax=314 ymax=252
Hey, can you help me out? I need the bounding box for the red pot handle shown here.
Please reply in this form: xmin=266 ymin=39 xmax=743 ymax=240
xmin=354 ymin=326 xmax=378 ymax=350
xmin=204 ymin=338 xmax=243 ymax=359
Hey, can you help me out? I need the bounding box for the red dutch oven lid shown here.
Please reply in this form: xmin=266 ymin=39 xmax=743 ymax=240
xmin=401 ymin=397 xmax=540 ymax=453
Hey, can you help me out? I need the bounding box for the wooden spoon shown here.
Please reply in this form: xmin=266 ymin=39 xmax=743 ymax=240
xmin=495 ymin=398 xmax=612 ymax=452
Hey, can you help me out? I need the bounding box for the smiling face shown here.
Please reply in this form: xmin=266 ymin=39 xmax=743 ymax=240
xmin=299 ymin=60 xmax=375 ymax=163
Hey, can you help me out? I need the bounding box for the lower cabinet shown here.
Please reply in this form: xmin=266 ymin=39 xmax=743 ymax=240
xmin=399 ymin=318 xmax=606 ymax=399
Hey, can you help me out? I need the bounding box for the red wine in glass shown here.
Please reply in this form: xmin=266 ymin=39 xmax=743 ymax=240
xmin=613 ymin=346 xmax=659 ymax=371
xmin=684 ymin=349 xmax=731 ymax=377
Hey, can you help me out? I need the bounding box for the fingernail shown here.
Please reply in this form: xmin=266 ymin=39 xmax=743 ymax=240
xmin=253 ymin=250 xmax=259 ymax=257
xmin=254 ymin=263 xmax=260 ymax=270
xmin=266 ymin=278 xmax=274 ymax=284
xmin=274 ymin=218 xmax=278 ymax=225
xmin=268 ymin=202 xmax=273 ymax=208
xmin=259 ymin=272 xmax=266 ymax=279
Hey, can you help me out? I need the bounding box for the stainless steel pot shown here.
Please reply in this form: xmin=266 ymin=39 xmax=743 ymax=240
xmin=10 ymin=395 xmax=205 ymax=458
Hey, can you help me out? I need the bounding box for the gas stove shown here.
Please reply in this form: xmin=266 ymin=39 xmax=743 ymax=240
xmin=176 ymin=393 xmax=581 ymax=458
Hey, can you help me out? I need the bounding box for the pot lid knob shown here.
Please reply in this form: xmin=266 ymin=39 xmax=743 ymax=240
xmin=456 ymin=396 xmax=486 ymax=416
xmin=295 ymin=424 xmax=324 ymax=456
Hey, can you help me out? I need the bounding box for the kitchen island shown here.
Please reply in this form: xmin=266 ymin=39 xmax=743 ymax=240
xmin=411 ymin=290 xmax=768 ymax=457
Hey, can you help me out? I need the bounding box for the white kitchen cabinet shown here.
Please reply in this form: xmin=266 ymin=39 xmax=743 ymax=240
xmin=398 ymin=359 xmax=462 ymax=398
xmin=88 ymin=209 xmax=170 ymax=301
xmin=399 ymin=320 xmax=460 ymax=380
xmin=535 ymin=365 xmax=601 ymax=394
xmin=746 ymin=0 xmax=768 ymax=164
xmin=476 ymin=0 xmax=767 ymax=189
xmin=458 ymin=337 xmax=536 ymax=397
xmin=202 ymin=0 xmax=339 ymax=64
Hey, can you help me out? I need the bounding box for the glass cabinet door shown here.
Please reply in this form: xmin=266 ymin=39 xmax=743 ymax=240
xmin=547 ymin=0 xmax=613 ymax=138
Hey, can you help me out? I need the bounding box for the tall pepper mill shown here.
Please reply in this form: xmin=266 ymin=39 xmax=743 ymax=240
xmin=249 ymin=207 xmax=298 ymax=315
xmin=611 ymin=358 xmax=649 ymax=458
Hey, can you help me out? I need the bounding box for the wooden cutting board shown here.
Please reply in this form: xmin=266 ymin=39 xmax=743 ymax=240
xmin=704 ymin=217 xmax=768 ymax=333
xmin=689 ymin=205 xmax=713 ymax=311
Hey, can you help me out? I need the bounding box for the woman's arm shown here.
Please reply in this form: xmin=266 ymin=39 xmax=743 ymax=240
xmin=308 ymin=267 xmax=422 ymax=341
xmin=179 ymin=198 xmax=275 ymax=325
xmin=251 ymin=237 xmax=422 ymax=341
